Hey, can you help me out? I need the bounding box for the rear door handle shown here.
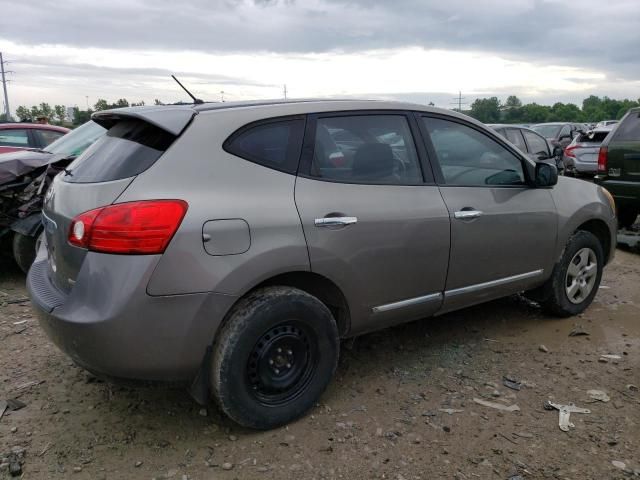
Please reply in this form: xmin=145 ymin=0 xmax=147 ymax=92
xmin=314 ymin=216 xmax=358 ymax=227
xmin=454 ymin=210 xmax=483 ymax=220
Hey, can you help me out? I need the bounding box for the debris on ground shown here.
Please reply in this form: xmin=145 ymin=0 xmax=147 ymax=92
xmin=439 ymin=408 xmax=464 ymax=415
xmin=544 ymin=401 xmax=590 ymax=432
xmin=502 ymin=376 xmax=522 ymax=391
xmin=587 ymin=390 xmax=611 ymax=402
xmin=538 ymin=344 xmax=549 ymax=353
xmin=473 ymin=398 xmax=520 ymax=412
xmin=569 ymin=325 xmax=590 ymax=337
xmin=600 ymin=354 xmax=622 ymax=360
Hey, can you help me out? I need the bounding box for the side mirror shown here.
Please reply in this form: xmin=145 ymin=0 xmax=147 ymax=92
xmin=535 ymin=162 xmax=558 ymax=187
xmin=559 ymin=134 xmax=571 ymax=141
xmin=536 ymin=150 xmax=550 ymax=160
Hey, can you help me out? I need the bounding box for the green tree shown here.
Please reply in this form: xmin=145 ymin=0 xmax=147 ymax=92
xmin=94 ymin=99 xmax=109 ymax=111
xmin=115 ymin=98 xmax=129 ymax=108
xmin=469 ymin=97 xmax=501 ymax=123
xmin=53 ymin=105 xmax=66 ymax=124
xmin=73 ymin=107 xmax=93 ymax=125
xmin=519 ymin=103 xmax=550 ymax=123
xmin=504 ymin=95 xmax=523 ymax=122
xmin=154 ymin=99 xmax=165 ymax=105
xmin=15 ymin=106 xmax=31 ymax=121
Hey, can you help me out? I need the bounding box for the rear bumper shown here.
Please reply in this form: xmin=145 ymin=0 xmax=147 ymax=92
xmin=594 ymin=177 xmax=640 ymax=208
xmin=563 ymin=156 xmax=597 ymax=174
xmin=27 ymin=253 xmax=238 ymax=382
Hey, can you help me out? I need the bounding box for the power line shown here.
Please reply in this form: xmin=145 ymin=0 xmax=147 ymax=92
xmin=449 ymin=91 xmax=467 ymax=112
xmin=1 ymin=52 xmax=12 ymax=120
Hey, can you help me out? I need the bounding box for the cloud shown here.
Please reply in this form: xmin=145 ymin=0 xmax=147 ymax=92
xmin=1 ymin=0 xmax=638 ymax=78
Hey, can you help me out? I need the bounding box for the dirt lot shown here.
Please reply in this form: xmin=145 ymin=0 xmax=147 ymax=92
xmin=1 ymin=248 xmax=639 ymax=480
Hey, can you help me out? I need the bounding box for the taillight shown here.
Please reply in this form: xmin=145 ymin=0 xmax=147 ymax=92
xmin=564 ymin=145 xmax=577 ymax=158
xmin=68 ymin=200 xmax=188 ymax=254
xmin=597 ymin=146 xmax=608 ymax=173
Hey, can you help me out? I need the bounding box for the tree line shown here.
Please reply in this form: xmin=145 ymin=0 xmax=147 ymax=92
xmin=6 ymin=98 xmax=163 ymax=126
xmin=5 ymin=95 xmax=639 ymax=127
xmin=467 ymin=95 xmax=640 ymax=124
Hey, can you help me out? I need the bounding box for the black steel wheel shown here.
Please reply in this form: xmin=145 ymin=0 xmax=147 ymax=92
xmin=211 ymin=286 xmax=339 ymax=429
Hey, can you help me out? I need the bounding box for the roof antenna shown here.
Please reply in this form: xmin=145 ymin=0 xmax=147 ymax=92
xmin=171 ymin=75 xmax=204 ymax=104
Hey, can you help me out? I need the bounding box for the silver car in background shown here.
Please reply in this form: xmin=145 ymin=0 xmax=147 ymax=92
xmin=563 ymin=125 xmax=614 ymax=176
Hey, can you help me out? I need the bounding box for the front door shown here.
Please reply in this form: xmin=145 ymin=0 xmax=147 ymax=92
xmin=295 ymin=112 xmax=450 ymax=334
xmin=418 ymin=115 xmax=558 ymax=312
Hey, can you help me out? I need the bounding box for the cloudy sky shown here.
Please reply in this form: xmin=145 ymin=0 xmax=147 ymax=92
xmin=1 ymin=0 xmax=639 ymax=113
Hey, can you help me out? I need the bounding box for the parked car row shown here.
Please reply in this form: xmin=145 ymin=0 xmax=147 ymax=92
xmin=0 ymin=122 xmax=69 ymax=154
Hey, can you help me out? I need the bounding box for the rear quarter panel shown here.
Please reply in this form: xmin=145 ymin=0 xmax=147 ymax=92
xmin=115 ymin=109 xmax=311 ymax=296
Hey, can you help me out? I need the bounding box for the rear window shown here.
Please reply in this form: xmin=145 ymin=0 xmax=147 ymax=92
xmin=63 ymin=119 xmax=176 ymax=183
xmin=614 ymin=112 xmax=640 ymax=142
xmin=577 ymin=131 xmax=610 ymax=143
xmin=223 ymin=118 xmax=304 ymax=174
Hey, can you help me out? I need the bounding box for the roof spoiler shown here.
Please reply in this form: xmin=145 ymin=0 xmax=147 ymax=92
xmin=92 ymin=106 xmax=197 ymax=136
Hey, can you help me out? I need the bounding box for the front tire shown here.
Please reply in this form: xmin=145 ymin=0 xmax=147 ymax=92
xmin=211 ymin=286 xmax=339 ymax=429
xmin=538 ymin=231 xmax=604 ymax=317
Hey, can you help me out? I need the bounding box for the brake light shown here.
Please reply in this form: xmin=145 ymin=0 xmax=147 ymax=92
xmin=564 ymin=145 xmax=577 ymax=158
xmin=597 ymin=146 xmax=608 ymax=173
xmin=68 ymin=200 xmax=188 ymax=254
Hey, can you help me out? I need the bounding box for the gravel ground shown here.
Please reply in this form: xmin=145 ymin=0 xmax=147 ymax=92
xmin=1 ymin=248 xmax=639 ymax=479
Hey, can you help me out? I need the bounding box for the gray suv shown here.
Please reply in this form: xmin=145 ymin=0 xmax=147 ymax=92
xmin=28 ymin=100 xmax=617 ymax=429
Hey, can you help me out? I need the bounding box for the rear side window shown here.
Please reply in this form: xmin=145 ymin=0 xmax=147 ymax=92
xmin=522 ymin=130 xmax=549 ymax=155
xmin=0 ymin=129 xmax=29 ymax=147
xmin=310 ymin=115 xmax=422 ymax=184
xmin=224 ymin=118 xmax=304 ymax=174
xmin=37 ymin=129 xmax=65 ymax=146
xmin=614 ymin=112 xmax=640 ymax=141
xmin=64 ymin=119 xmax=176 ymax=183
xmin=505 ymin=129 xmax=526 ymax=151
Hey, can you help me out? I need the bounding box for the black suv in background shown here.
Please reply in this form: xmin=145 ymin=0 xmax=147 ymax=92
xmin=595 ymin=107 xmax=640 ymax=229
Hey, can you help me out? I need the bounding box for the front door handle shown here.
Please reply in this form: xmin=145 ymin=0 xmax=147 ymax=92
xmin=454 ymin=210 xmax=483 ymax=220
xmin=314 ymin=216 xmax=358 ymax=227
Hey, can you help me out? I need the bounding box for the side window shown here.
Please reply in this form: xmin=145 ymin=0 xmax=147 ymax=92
xmin=224 ymin=119 xmax=304 ymax=174
xmin=0 ymin=129 xmax=30 ymax=147
xmin=614 ymin=112 xmax=640 ymax=141
xmin=523 ymin=130 xmax=549 ymax=156
xmin=422 ymin=117 xmax=525 ymax=187
xmin=505 ymin=129 xmax=527 ymax=152
xmin=37 ymin=129 xmax=65 ymax=146
xmin=310 ymin=115 xmax=422 ymax=184
xmin=559 ymin=125 xmax=571 ymax=138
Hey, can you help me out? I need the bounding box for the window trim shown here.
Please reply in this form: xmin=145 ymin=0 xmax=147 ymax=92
xmin=222 ymin=114 xmax=306 ymax=175
xmin=298 ymin=109 xmax=433 ymax=186
xmin=415 ymin=113 xmax=534 ymax=188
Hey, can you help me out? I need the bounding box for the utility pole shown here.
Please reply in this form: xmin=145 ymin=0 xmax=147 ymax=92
xmin=1 ymin=52 xmax=11 ymax=121
xmin=283 ymin=84 xmax=287 ymax=100
xmin=449 ymin=91 xmax=466 ymax=112
xmin=220 ymin=90 xmax=225 ymax=102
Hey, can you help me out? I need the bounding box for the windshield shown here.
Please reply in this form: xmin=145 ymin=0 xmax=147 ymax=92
xmin=46 ymin=121 xmax=106 ymax=157
xmin=531 ymin=124 xmax=562 ymax=138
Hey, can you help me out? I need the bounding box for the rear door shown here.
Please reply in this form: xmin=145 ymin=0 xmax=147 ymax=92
xmin=295 ymin=111 xmax=450 ymax=334
xmin=417 ymin=115 xmax=557 ymax=312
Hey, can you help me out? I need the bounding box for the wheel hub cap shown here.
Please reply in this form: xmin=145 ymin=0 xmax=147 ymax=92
xmin=565 ymin=247 xmax=598 ymax=304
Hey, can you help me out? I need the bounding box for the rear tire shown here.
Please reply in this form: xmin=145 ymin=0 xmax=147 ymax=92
xmin=12 ymin=231 xmax=41 ymax=274
xmin=536 ymin=231 xmax=603 ymax=317
xmin=618 ymin=207 xmax=638 ymax=230
xmin=211 ymin=286 xmax=339 ymax=429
